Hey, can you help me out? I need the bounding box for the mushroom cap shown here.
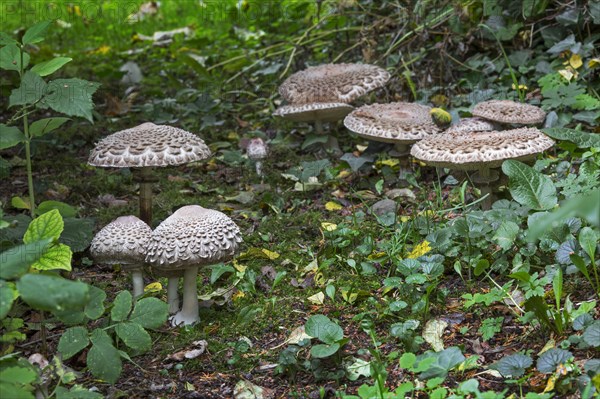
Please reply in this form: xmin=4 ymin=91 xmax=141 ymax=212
xmin=472 ymin=100 xmax=546 ymax=125
xmin=90 ymin=215 xmax=151 ymax=269
xmin=344 ymin=102 xmax=443 ymax=144
xmin=445 ymin=117 xmax=499 ymax=134
xmin=279 ymin=63 xmax=390 ymax=104
xmin=88 ymin=122 xmax=211 ymax=168
xmin=410 ymin=128 xmax=554 ymax=170
xmin=273 ymin=102 xmax=354 ymax=123
xmin=247 ymin=138 xmax=268 ymax=160
xmin=145 ymin=205 xmax=243 ymax=272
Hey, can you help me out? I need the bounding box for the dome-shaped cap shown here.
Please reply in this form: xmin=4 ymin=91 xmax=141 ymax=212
xmin=247 ymin=138 xmax=268 ymax=160
xmin=279 ymin=63 xmax=390 ymax=104
xmin=445 ymin=117 xmax=499 ymax=134
xmin=90 ymin=215 xmax=151 ymax=267
xmin=145 ymin=205 xmax=243 ymax=272
xmin=344 ymin=102 xmax=443 ymax=144
xmin=410 ymin=128 xmax=554 ymax=170
xmin=472 ymin=100 xmax=546 ymax=125
xmin=273 ymin=102 xmax=354 ymax=123
xmin=88 ymin=122 xmax=211 ymax=168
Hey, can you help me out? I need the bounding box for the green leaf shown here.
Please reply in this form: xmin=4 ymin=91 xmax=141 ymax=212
xmin=524 ymin=296 xmax=554 ymax=332
xmin=305 ymin=314 xmax=344 ymax=344
xmin=0 ymin=32 xmax=18 ymax=46
xmin=17 ymin=274 xmax=89 ymax=313
xmin=11 ymin=196 xmax=30 ymax=210
xmin=9 ymin=71 xmax=47 ymax=107
xmin=0 ymin=124 xmax=25 ymax=150
xmin=0 ymin=44 xmax=29 ymax=72
xmin=310 ymin=343 xmax=340 ymax=358
xmin=400 ymin=352 xmax=417 ymax=369
xmin=0 ymin=382 xmax=35 ymax=399
xmin=111 ymin=291 xmax=132 ymax=322
xmin=31 ymin=243 xmax=72 ymax=271
xmin=36 ymin=201 xmax=77 ymax=218
xmin=502 ymin=160 xmax=557 ymax=210
xmin=38 ymin=79 xmax=100 ymax=123
xmin=0 ymin=365 xmax=38 ymax=384
xmin=55 ymin=385 xmax=103 ymax=399
xmin=0 ymin=239 xmax=51 ymax=279
xmin=84 ymin=285 xmax=106 ymax=320
xmin=417 ymin=347 xmax=465 ymax=379
xmin=210 ymin=264 xmax=234 ymax=284
xmin=492 ymin=221 xmax=519 ymax=251
xmin=582 ymin=321 xmax=600 ymax=347
xmin=578 ymin=227 xmax=598 ymax=261
xmin=543 ymin=128 xmax=600 ymax=149
xmin=23 ymin=209 xmax=64 ymax=243
xmin=57 ymin=326 xmax=89 ymax=359
xmin=0 ymin=280 xmax=17 ymax=319
xmin=30 ymin=57 xmax=72 ymax=77
xmin=129 ymin=297 xmax=167 ymax=329
xmin=115 ymin=322 xmax=152 ymax=352
xmin=29 ymin=118 xmax=70 ymax=138
xmin=87 ymin=329 xmax=122 ymax=384
xmin=473 ymin=259 xmax=490 ymax=277
xmin=22 ymin=21 xmax=51 ymax=45
xmin=490 ymin=353 xmax=532 ymax=378
xmin=536 ymin=348 xmax=573 ymax=373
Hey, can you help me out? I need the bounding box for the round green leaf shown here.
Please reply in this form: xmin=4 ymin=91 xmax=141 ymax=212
xmin=305 ymin=314 xmax=343 ymax=344
xmin=536 ymin=348 xmax=573 ymax=373
xmin=310 ymin=343 xmax=340 ymax=358
xmin=582 ymin=321 xmax=600 ymax=347
xmin=490 ymin=353 xmax=533 ymax=378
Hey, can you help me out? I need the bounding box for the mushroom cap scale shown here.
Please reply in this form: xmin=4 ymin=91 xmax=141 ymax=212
xmin=472 ymin=100 xmax=546 ymax=125
xmin=90 ymin=215 xmax=151 ymax=269
xmin=247 ymin=138 xmax=268 ymax=160
xmin=410 ymin=128 xmax=554 ymax=170
xmin=273 ymin=102 xmax=354 ymax=123
xmin=88 ymin=123 xmax=211 ymax=168
xmin=145 ymin=205 xmax=243 ymax=272
xmin=445 ymin=117 xmax=499 ymax=134
xmin=279 ymin=63 xmax=390 ymax=104
xmin=344 ymin=102 xmax=443 ymax=144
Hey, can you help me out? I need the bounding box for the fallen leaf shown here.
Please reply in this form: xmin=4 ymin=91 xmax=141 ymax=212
xmin=307 ymin=292 xmax=325 ymax=305
xmin=166 ymin=340 xmax=207 ymax=361
xmin=569 ymin=53 xmax=582 ymax=69
xmin=325 ymin=201 xmax=343 ymax=211
xmin=423 ymin=319 xmax=448 ymax=352
xmin=233 ymin=379 xmax=273 ymax=399
xmin=321 ymin=222 xmax=337 ymax=232
xmin=144 ymin=282 xmax=162 ymax=293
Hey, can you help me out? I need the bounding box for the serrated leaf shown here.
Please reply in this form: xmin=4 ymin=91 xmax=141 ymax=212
xmin=492 ymin=221 xmax=520 ymax=250
xmin=57 ymin=326 xmax=89 ymax=359
xmin=17 ymin=274 xmax=89 ymax=313
xmin=491 ymin=353 xmax=532 ymax=378
xmin=582 ymin=321 xmax=600 ymax=347
xmin=0 ymin=239 xmax=51 ymax=279
xmin=111 ymin=291 xmax=132 ymax=322
xmin=0 ymin=44 xmax=29 ymax=71
xmin=9 ymin=71 xmax=47 ymax=107
xmin=87 ymin=329 xmax=121 ymax=384
xmin=128 ymin=297 xmax=168 ymax=329
xmin=29 ymin=117 xmax=70 ymax=138
xmin=22 ymin=21 xmax=51 ymax=45
xmin=0 ymin=124 xmax=25 ymax=150
xmin=536 ymin=348 xmax=573 ymax=373
xmin=30 ymin=57 xmax=72 ymax=77
xmin=38 ymin=79 xmax=100 ymax=122
xmin=115 ymin=322 xmax=152 ymax=352
xmin=23 ymin=209 xmax=64 ymax=243
xmin=502 ymin=160 xmax=557 ymax=210
xmin=30 ymin=242 xmax=72 ymax=271
xmin=84 ymin=285 xmax=106 ymax=320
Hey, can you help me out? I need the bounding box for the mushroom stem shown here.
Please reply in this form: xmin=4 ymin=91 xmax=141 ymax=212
xmin=255 ymin=160 xmax=263 ymax=177
xmin=167 ymin=277 xmax=180 ymax=314
xmin=477 ymin=167 xmax=493 ymax=210
xmin=135 ymin=167 xmax=155 ymax=225
xmin=131 ymin=268 xmax=144 ymax=299
xmin=394 ymin=143 xmax=412 ymax=184
xmin=315 ymin=119 xmax=324 ymax=135
xmin=171 ymin=266 xmax=199 ymax=327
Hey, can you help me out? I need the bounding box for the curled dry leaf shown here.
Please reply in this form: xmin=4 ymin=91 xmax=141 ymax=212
xmin=165 ymin=340 xmax=208 ymax=362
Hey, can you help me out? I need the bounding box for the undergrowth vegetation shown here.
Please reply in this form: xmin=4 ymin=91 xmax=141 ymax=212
xmin=0 ymin=1 xmax=599 ymax=398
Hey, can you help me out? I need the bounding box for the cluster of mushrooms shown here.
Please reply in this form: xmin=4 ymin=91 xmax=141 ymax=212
xmin=273 ymin=64 xmax=554 ymax=208
xmin=88 ymin=123 xmax=243 ymax=326
xmin=87 ymin=63 xmax=555 ymax=328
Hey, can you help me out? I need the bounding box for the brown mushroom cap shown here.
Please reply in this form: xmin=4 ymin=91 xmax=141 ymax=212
xmin=90 ymin=215 xmax=151 ymax=269
xmin=273 ymin=102 xmax=354 ymax=123
xmin=145 ymin=205 xmax=243 ymax=273
xmin=445 ymin=117 xmax=499 ymax=134
xmin=472 ymin=100 xmax=546 ymax=125
xmin=88 ymin=122 xmax=211 ymax=168
xmin=344 ymin=102 xmax=443 ymax=144
xmin=279 ymin=63 xmax=390 ymax=104
xmin=410 ymin=128 xmax=554 ymax=170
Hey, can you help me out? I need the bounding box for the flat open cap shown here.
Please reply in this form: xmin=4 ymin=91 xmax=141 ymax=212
xmin=88 ymin=122 xmax=211 ymax=168
xmin=279 ymin=63 xmax=390 ymax=104
xmin=90 ymin=215 xmax=151 ymax=267
xmin=344 ymin=102 xmax=443 ymax=144
xmin=410 ymin=128 xmax=554 ymax=170
xmin=472 ymin=100 xmax=546 ymax=125
xmin=273 ymin=102 xmax=354 ymax=123
xmin=445 ymin=117 xmax=498 ymax=134
xmin=145 ymin=205 xmax=243 ymax=272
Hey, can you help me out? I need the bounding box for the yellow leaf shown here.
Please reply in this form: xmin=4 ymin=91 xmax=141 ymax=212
xmin=144 ymin=282 xmax=162 ymax=293
xmin=569 ymin=53 xmax=582 ymax=69
xmin=378 ymin=158 xmax=400 ymax=167
xmin=233 ymin=259 xmax=247 ymax=273
xmin=356 ymin=144 xmax=368 ymax=152
xmin=307 ymin=292 xmax=325 ymax=305
xmin=261 ymin=249 xmax=280 ymax=260
xmin=511 ymin=83 xmax=528 ymax=91
xmin=321 ymin=222 xmax=337 ymax=232
xmin=537 ymin=339 xmax=555 ymax=355
xmin=543 ymin=375 xmax=557 ymax=393
xmin=336 ymin=170 xmax=351 ymax=179
xmin=558 ymin=69 xmax=574 ymax=82
xmin=325 ymin=201 xmax=343 ymax=211
xmin=399 ymin=216 xmax=411 ymax=223
xmin=588 ymin=58 xmax=600 ymax=68
xmin=227 ymin=131 xmax=239 ymax=140
xmin=314 ymin=271 xmax=326 ymax=287
xmin=232 ymin=291 xmax=245 ymax=301
xmin=367 ymin=251 xmax=386 ymax=260
xmin=92 ymin=45 xmax=110 ymax=55
xmin=407 ymin=241 xmax=432 ymax=259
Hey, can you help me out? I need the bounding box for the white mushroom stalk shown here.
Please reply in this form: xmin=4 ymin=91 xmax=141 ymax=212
xmin=247 ymin=137 xmax=268 ymax=177
xmin=145 ymin=205 xmax=243 ymax=327
xmin=90 ymin=215 xmax=152 ymax=299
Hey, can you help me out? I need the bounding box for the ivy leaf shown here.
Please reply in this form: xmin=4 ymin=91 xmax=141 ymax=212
xmin=0 ymin=124 xmax=25 ymax=150
xmin=536 ymin=348 xmax=573 ymax=373
xmin=9 ymin=71 xmax=47 ymax=107
xmin=23 ymin=209 xmax=64 ymax=243
xmin=0 ymin=44 xmax=29 ymax=71
xmin=30 ymin=57 xmax=72 ymax=77
xmin=38 ymin=79 xmax=100 ymax=123
xmin=491 ymin=353 xmax=533 ymax=378
xmin=502 ymin=160 xmax=557 ymax=210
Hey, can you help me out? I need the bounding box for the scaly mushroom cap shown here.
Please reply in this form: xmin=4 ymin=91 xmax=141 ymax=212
xmin=279 ymin=63 xmax=390 ymax=104
xmin=445 ymin=117 xmax=499 ymax=134
xmin=247 ymin=138 xmax=268 ymax=160
xmin=90 ymin=215 xmax=151 ymax=269
xmin=273 ymin=102 xmax=354 ymax=123
xmin=410 ymin=128 xmax=554 ymax=170
xmin=88 ymin=122 xmax=211 ymax=168
xmin=145 ymin=205 xmax=243 ymax=272
xmin=472 ymin=100 xmax=546 ymax=125
xmin=344 ymin=102 xmax=443 ymax=144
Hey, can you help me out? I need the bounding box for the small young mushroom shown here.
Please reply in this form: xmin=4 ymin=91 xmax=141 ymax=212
xmin=246 ymin=137 xmax=268 ymax=177
xmin=88 ymin=122 xmax=211 ymax=225
xmin=445 ymin=117 xmax=499 ymax=134
xmin=145 ymin=205 xmax=243 ymax=327
xmin=344 ymin=102 xmax=443 ymax=182
xmin=90 ymin=215 xmax=151 ymax=298
xmin=410 ymin=127 xmax=554 ymax=209
xmin=472 ymin=100 xmax=546 ymax=125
